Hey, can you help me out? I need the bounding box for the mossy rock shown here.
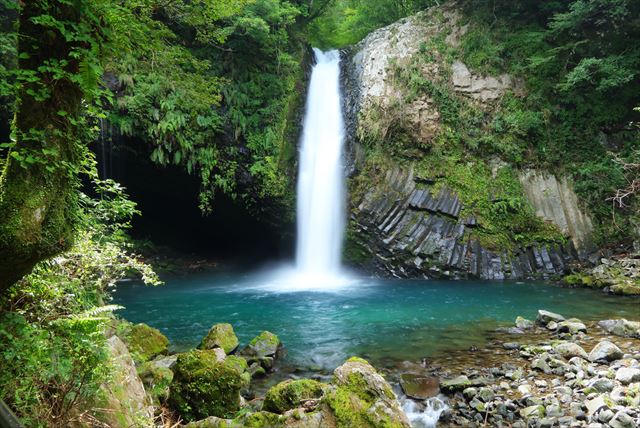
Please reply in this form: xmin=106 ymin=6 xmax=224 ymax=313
xmin=323 ymin=357 xmax=410 ymax=428
xmin=137 ymin=361 xmax=174 ymax=404
xmin=118 ymin=322 xmax=169 ymax=364
xmin=168 ymin=350 xmax=250 ymax=421
xmin=244 ymin=331 xmax=281 ymax=358
xmin=201 ymin=323 xmax=239 ymax=354
xmin=263 ymin=379 xmax=326 ymax=413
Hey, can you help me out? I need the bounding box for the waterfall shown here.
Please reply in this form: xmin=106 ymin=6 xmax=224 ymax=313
xmin=295 ymin=48 xmax=346 ymax=280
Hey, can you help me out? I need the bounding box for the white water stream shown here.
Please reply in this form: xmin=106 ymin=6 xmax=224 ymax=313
xmin=295 ymin=49 xmax=346 ymax=279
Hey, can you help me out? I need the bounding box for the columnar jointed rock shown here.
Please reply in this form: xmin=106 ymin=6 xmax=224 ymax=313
xmin=349 ymin=165 xmax=580 ymax=280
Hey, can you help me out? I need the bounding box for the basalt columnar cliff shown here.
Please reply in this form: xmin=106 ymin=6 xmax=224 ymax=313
xmin=340 ymin=6 xmax=605 ymax=280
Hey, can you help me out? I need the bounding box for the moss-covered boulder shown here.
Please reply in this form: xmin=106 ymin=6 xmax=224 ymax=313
xmin=243 ymin=331 xmax=281 ymax=357
xmin=118 ymin=321 xmax=169 ymax=364
xmin=200 ymin=323 xmax=239 ymax=354
xmin=184 ymin=410 xmax=330 ymax=428
xmin=138 ymin=360 xmax=174 ymax=404
xmin=168 ymin=350 xmax=250 ymax=421
xmin=323 ymin=357 xmax=411 ymax=428
xmin=263 ymin=379 xmax=326 ymax=414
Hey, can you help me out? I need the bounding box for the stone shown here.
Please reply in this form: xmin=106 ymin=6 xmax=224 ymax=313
xmin=263 ymin=379 xmax=326 ymax=414
xmin=609 ymin=411 xmax=635 ymax=428
xmin=547 ymin=321 xmax=558 ymax=330
xmin=325 ymin=357 xmax=411 ymax=427
xmin=168 ymin=350 xmax=250 ymax=421
xmin=554 ymin=342 xmax=589 ymax=359
xmin=588 ymin=341 xmax=623 ymax=362
xmin=137 ymin=360 xmax=174 ymax=404
xmin=89 ymin=336 xmax=154 ymax=426
xmin=546 ymin=404 xmax=563 ymax=417
xmin=587 ymin=378 xmax=615 ymax=393
xmin=200 ymin=323 xmax=239 ymax=354
xmin=598 ymin=319 xmax=640 ymax=338
xmin=585 ymin=395 xmax=607 ymax=416
xmin=441 ymin=375 xmax=471 ymax=393
xmin=477 ymin=387 xmax=495 ymax=402
xmin=503 ymin=342 xmax=520 ymax=350
xmin=117 ymin=322 xmax=169 ymax=364
xmin=598 ymin=409 xmax=614 ymax=423
xmin=615 ymin=367 xmax=640 ymax=384
xmin=242 ymin=331 xmax=281 ymax=358
xmin=399 ymin=373 xmax=440 ymax=399
xmin=520 ymin=405 xmax=544 ymax=419
xmin=532 ymin=357 xmax=552 ymax=374
xmin=515 ymin=316 xmax=534 ymax=329
xmin=537 ymin=310 xmax=565 ymax=326
xmin=462 ymin=387 xmax=477 ymax=399
xmin=152 ymin=354 xmax=178 ymax=369
xmin=558 ymin=319 xmax=587 ymax=334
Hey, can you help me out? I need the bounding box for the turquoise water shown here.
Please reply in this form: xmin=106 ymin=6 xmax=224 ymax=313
xmin=113 ymin=269 xmax=639 ymax=370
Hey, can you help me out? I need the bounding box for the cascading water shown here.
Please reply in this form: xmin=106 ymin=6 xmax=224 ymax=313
xmin=294 ymin=48 xmax=346 ymax=281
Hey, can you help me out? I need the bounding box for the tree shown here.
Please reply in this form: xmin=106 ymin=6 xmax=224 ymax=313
xmin=0 ymin=0 xmax=108 ymax=292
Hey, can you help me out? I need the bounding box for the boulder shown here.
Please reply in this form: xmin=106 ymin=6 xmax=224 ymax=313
xmin=184 ymin=410 xmax=331 ymax=428
xmin=399 ymin=373 xmax=440 ymax=399
xmin=89 ymin=336 xmax=154 ymax=427
xmin=557 ymin=319 xmax=587 ymax=334
xmin=168 ymin=350 xmax=250 ymax=421
xmin=536 ymin=310 xmax=565 ymax=326
xmin=324 ymin=357 xmax=411 ymax=427
xmin=441 ymin=375 xmax=471 ymax=393
xmin=118 ymin=322 xmax=169 ymax=364
xmin=243 ymin=331 xmax=281 ymax=358
xmin=585 ymin=395 xmax=608 ymax=416
xmin=200 ymin=323 xmax=239 ymax=354
xmin=515 ymin=316 xmax=534 ymax=329
xmin=263 ymin=379 xmax=326 ymax=413
xmin=598 ymin=319 xmax=640 ymax=338
xmin=615 ymin=367 xmax=640 ymax=385
xmin=588 ymin=341 xmax=623 ymax=362
xmin=554 ymin=342 xmax=588 ymax=359
xmin=137 ymin=360 xmax=174 ymax=404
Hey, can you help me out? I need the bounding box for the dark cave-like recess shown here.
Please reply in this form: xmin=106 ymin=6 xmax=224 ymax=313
xmin=96 ymin=137 xmax=294 ymax=266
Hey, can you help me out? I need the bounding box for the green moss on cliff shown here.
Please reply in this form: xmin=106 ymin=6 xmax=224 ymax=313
xmin=118 ymin=322 xmax=169 ymax=364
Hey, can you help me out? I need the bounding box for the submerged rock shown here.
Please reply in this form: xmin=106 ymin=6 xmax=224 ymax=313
xmin=168 ymin=350 xmax=250 ymax=421
xmin=263 ymin=379 xmax=326 ymax=413
xmin=117 ymin=322 xmax=169 ymax=364
xmin=200 ymin=323 xmax=239 ymax=354
xmin=399 ymin=373 xmax=440 ymax=399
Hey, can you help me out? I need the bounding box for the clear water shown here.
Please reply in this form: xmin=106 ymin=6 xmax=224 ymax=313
xmin=295 ymin=49 xmax=346 ymax=277
xmin=113 ymin=270 xmax=639 ymax=371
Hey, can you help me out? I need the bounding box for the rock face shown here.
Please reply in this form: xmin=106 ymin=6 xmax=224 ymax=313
xmin=91 ymin=336 xmax=154 ymax=427
xmin=342 ymin=5 xmax=593 ymax=279
xmin=349 ymin=165 xmax=580 ymax=279
xmin=519 ymin=170 xmax=594 ymax=253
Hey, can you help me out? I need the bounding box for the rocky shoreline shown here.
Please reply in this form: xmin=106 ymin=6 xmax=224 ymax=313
xmin=100 ymin=309 xmax=640 ymax=428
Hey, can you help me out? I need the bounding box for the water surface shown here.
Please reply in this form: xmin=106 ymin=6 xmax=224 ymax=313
xmin=113 ymin=270 xmax=639 ymax=370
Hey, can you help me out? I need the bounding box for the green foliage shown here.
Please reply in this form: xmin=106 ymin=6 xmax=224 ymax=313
xmin=309 ymin=0 xmax=438 ymax=48
xmin=106 ymin=0 xmax=305 ymax=213
xmin=0 ymin=174 xmax=159 ymax=426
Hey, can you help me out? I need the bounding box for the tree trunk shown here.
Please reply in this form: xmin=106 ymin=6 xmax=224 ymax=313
xmin=0 ymin=1 xmax=86 ymax=292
